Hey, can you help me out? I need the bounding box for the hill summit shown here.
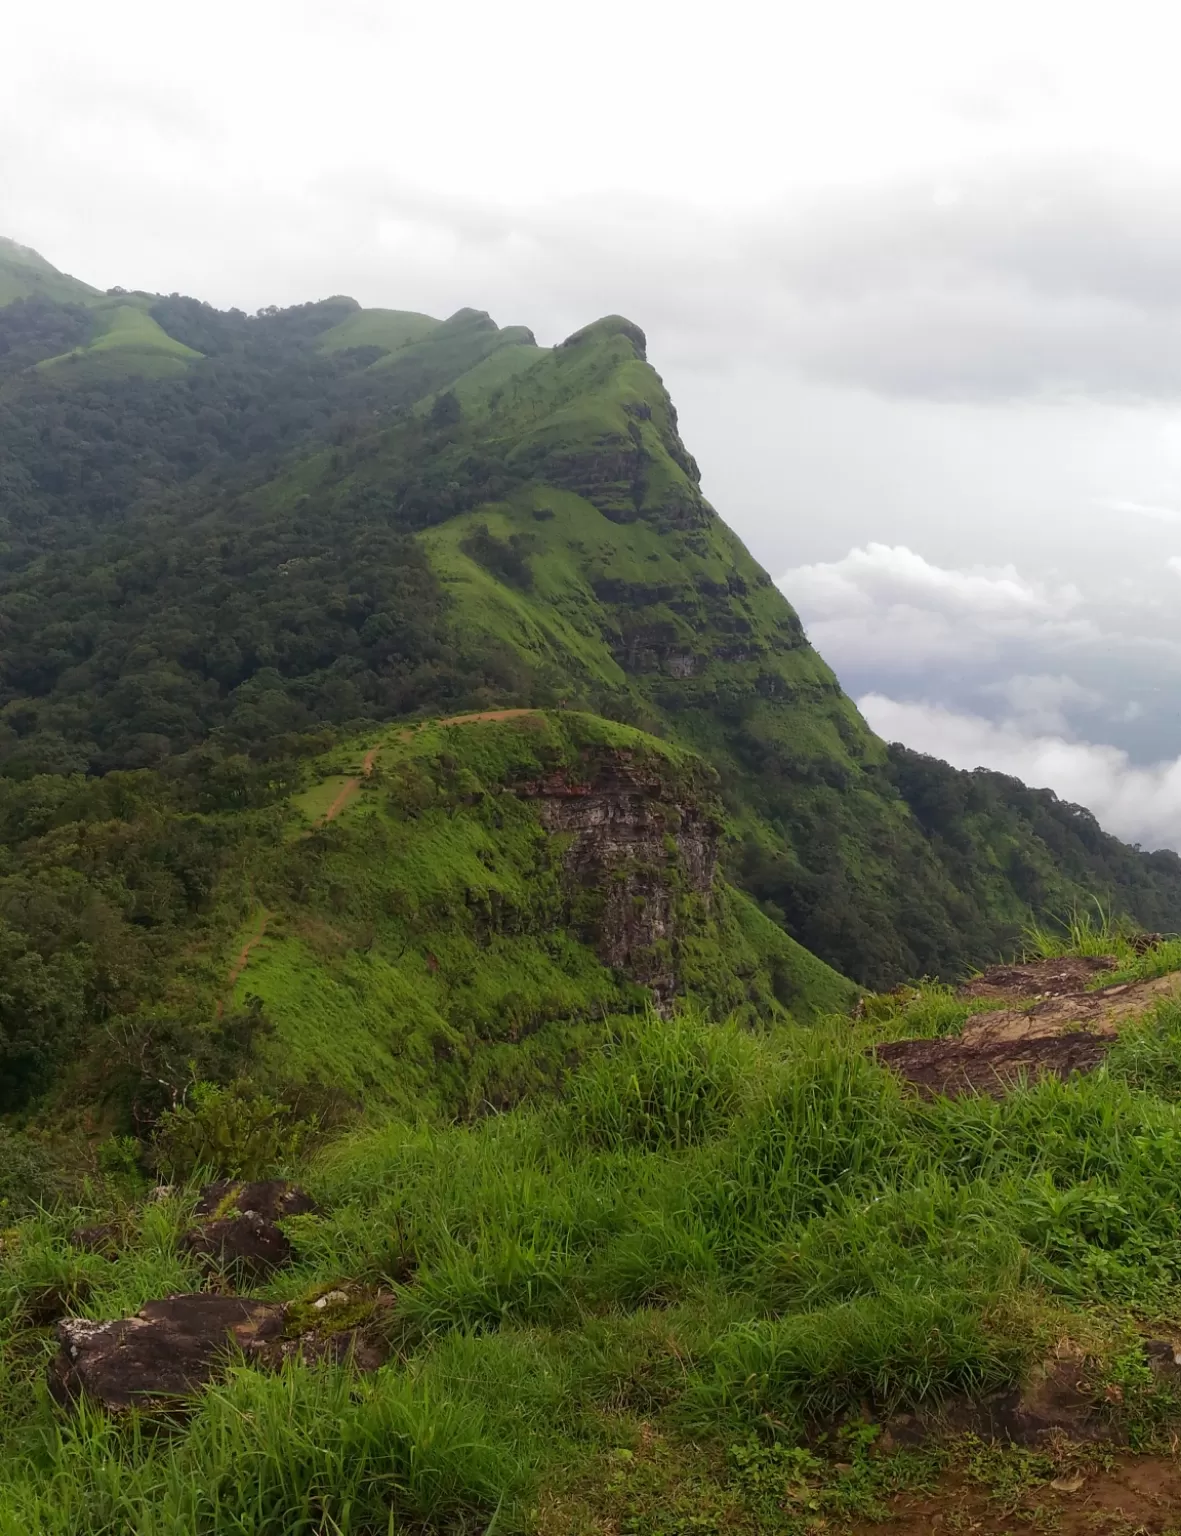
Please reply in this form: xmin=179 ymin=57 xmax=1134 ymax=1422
xmin=0 ymin=239 xmax=1178 ymax=1116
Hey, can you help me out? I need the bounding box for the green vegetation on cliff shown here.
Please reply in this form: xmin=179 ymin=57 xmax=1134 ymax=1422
xmin=0 ymin=237 xmax=1177 ymax=1087
xmin=0 ymin=709 xmax=852 ymax=1121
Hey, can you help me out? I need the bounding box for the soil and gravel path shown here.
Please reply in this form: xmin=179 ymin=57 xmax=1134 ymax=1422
xmin=318 ymin=743 xmax=383 ymax=825
xmin=850 ymin=1451 xmax=1181 ymax=1534
xmin=321 ymin=714 xmax=539 ymax=820
xmin=876 ymin=956 xmax=1181 ymax=1097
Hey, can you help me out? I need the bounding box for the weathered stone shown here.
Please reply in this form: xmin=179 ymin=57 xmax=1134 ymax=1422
xmin=69 ymin=1223 xmax=122 ymax=1257
xmin=182 ymin=1180 xmax=319 ymax=1279
xmin=50 ymin=1288 xmax=389 ymax=1413
xmin=50 ymin=1295 xmax=287 ymax=1411
xmin=516 ymin=751 xmax=719 ymax=1011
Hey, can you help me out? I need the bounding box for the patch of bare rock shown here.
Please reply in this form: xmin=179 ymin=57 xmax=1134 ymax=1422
xmin=50 ymin=1179 xmax=390 ymax=1414
xmin=876 ymin=955 xmax=1181 ymax=1098
xmin=51 ymin=1287 xmax=388 ymax=1413
xmin=181 ymin=1179 xmax=319 ymax=1279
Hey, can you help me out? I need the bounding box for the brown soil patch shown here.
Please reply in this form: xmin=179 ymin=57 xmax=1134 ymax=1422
xmin=848 ymin=1452 xmax=1181 ymax=1534
xmin=962 ymin=955 xmax=1118 ymax=1000
xmin=876 ymin=1028 xmax=1114 ymax=1098
xmin=436 ymin=708 xmax=540 ymax=726
xmin=877 ymin=961 xmax=1181 ymax=1098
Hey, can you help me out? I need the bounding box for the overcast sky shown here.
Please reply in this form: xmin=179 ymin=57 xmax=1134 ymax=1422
xmin=7 ymin=0 xmax=1181 ymax=846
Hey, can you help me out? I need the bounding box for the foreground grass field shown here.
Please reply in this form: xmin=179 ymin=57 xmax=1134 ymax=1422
xmin=6 ymin=976 xmax=1181 ymax=1533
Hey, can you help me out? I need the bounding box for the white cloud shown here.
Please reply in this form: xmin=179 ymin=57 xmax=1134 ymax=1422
xmin=984 ymin=672 xmax=1102 ymax=734
xmin=1167 ymin=556 xmax=1181 ymax=579
xmin=779 ymin=543 xmax=1092 ymax=671
xmin=860 ymin=692 xmax=1181 ymax=849
xmin=1109 ymin=499 xmax=1181 ymax=524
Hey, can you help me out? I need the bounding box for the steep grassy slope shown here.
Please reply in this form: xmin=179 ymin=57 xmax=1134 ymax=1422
xmin=36 ymin=297 xmax=203 ymax=380
xmin=0 ymin=237 xmax=98 ymax=306
xmin=226 ymin=710 xmax=853 ymax=1114
xmin=0 ymin=707 xmax=853 ymax=1122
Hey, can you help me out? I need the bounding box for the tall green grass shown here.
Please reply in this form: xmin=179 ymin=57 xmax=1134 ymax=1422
xmin=1022 ymin=900 xmax=1131 ymax=960
xmin=8 ymin=1000 xmax=1181 ymax=1529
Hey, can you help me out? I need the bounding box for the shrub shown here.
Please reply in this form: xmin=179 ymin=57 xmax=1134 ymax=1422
xmin=152 ymin=1082 xmax=310 ymax=1179
xmin=0 ymin=1129 xmax=61 ymax=1217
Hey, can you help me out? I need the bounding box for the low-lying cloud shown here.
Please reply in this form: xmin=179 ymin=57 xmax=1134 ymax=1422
xmin=860 ymin=693 xmax=1181 ymax=851
xmin=779 ymin=543 xmax=1093 ymax=676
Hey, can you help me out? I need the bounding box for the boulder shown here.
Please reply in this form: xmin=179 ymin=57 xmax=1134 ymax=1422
xmin=182 ymin=1180 xmax=318 ymax=1279
xmin=69 ymin=1222 xmax=122 ymax=1257
xmin=50 ymin=1287 xmax=388 ymax=1413
xmin=50 ymin=1295 xmax=286 ymax=1411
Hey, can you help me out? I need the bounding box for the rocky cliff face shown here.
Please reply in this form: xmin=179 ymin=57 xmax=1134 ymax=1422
xmin=516 ymin=751 xmax=720 ymax=1010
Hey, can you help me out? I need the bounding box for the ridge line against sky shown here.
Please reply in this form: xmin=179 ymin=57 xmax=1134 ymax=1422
xmin=7 ymin=0 xmax=1181 ymax=844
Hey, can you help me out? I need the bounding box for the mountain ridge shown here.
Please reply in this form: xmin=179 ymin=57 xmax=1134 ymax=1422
xmin=0 ymin=238 xmax=1178 ymax=1118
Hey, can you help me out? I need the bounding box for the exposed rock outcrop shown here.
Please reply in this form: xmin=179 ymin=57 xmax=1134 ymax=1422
xmin=52 ymin=1296 xmax=287 ymax=1411
xmin=875 ymin=955 xmax=1181 ymax=1098
xmin=51 ymin=1287 xmax=387 ymax=1413
xmin=517 ymin=750 xmax=719 ymax=1010
xmin=181 ymin=1180 xmax=318 ymax=1279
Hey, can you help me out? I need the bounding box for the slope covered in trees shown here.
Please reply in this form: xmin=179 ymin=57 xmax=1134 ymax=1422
xmin=0 ymin=240 xmax=1178 ymax=1054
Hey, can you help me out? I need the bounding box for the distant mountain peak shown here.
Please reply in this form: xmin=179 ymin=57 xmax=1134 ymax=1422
xmin=0 ymin=236 xmax=99 ymax=306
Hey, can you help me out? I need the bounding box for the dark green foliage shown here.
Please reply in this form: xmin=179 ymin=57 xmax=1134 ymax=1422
xmin=459 ymin=522 xmax=535 ymax=589
xmin=0 ymin=1127 xmax=60 ymax=1215
xmin=152 ymin=1082 xmax=310 ymax=1179
xmin=888 ymin=745 xmax=1181 ymax=943
xmin=0 ymin=297 xmax=93 ymax=379
xmin=0 ymin=768 xmax=280 ymax=1113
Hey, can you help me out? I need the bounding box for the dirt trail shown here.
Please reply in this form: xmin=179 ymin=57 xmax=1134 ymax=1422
xmin=434 ymin=707 xmax=540 ymax=726
xmin=877 ymin=957 xmax=1181 ymax=1097
xmin=318 ymin=715 xmax=538 ymax=821
xmin=318 ymin=743 xmax=384 ymax=825
xmin=849 ymin=1452 xmax=1181 ymax=1534
xmin=216 ymin=907 xmax=271 ymax=1014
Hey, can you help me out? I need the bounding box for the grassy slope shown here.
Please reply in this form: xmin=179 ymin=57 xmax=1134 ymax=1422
xmin=225 ymin=710 xmax=854 ymax=1115
xmin=8 ymin=974 xmax=1181 ymax=1531
xmin=0 ymin=237 xmax=99 ymax=306
xmin=37 ymin=299 xmax=202 ymax=380
xmin=316 ymin=306 xmax=442 ymax=355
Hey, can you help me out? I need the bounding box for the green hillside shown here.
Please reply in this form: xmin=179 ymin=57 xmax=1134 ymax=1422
xmin=6 ymin=240 xmax=1181 ymax=1536
xmin=0 ymin=236 xmax=98 ymax=306
xmin=0 ymin=705 xmax=853 ymax=1124
xmin=316 ymin=306 xmax=441 ymax=355
xmin=0 ymin=245 xmax=1177 ymax=1003
xmin=36 ymin=297 xmax=202 ymax=380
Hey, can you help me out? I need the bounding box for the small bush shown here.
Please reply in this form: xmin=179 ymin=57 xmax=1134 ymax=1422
xmin=0 ymin=1129 xmax=61 ymax=1217
xmin=691 ymin=1291 xmax=1028 ymax=1432
xmin=152 ymin=1082 xmax=310 ymax=1179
